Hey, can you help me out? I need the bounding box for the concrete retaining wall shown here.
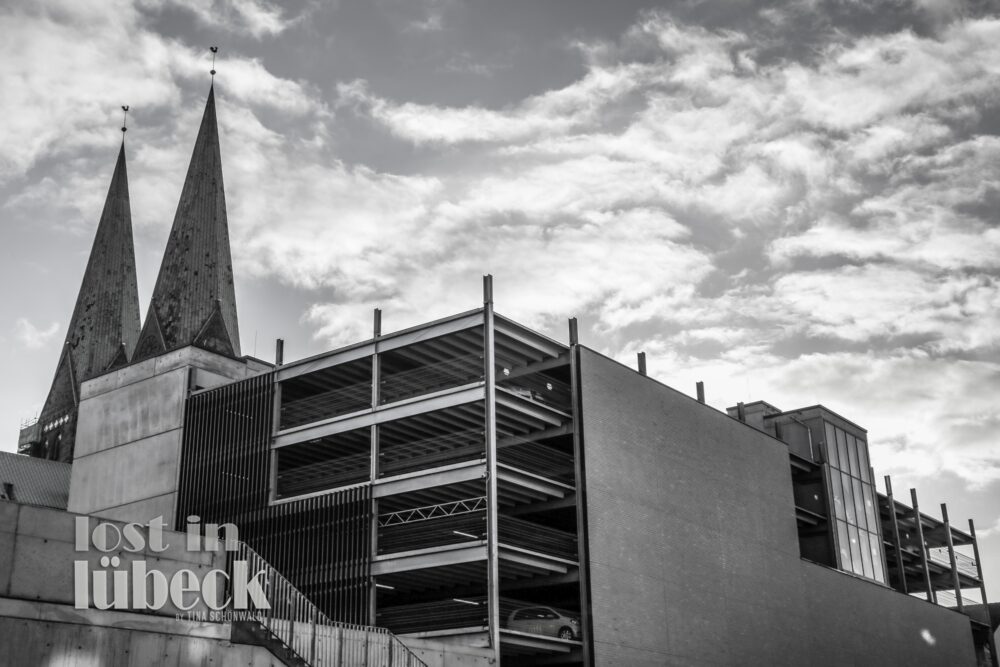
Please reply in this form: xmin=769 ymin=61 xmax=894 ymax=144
xmin=0 ymin=502 xmax=226 ymax=619
xmin=0 ymin=598 xmax=280 ymax=667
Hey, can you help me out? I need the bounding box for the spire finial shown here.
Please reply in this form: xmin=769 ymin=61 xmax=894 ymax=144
xmin=210 ymin=46 xmax=218 ymax=79
xmin=121 ymin=105 xmax=129 ymax=135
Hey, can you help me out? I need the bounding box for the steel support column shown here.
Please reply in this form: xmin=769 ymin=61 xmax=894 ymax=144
xmin=884 ymin=475 xmax=905 ymax=591
xmin=910 ymin=488 xmax=934 ymax=603
xmin=369 ymin=308 xmax=381 ymax=625
xmin=940 ymin=503 xmax=963 ymax=612
xmin=569 ymin=322 xmax=594 ymax=667
xmin=483 ymin=275 xmax=501 ymax=656
xmin=968 ymin=519 xmax=998 ymax=667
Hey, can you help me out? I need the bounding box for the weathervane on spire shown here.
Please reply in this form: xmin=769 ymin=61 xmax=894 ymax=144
xmin=210 ymin=46 xmax=218 ymax=79
xmin=121 ymin=106 xmax=129 ymax=135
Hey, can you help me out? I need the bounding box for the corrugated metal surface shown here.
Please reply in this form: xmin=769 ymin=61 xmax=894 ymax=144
xmin=177 ymin=372 xmax=371 ymax=625
xmin=0 ymin=451 xmax=71 ymax=508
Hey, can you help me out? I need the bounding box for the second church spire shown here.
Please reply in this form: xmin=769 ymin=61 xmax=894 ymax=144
xmin=133 ymin=84 xmax=241 ymax=361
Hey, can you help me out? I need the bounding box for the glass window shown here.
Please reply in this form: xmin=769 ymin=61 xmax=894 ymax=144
xmin=842 ymin=472 xmax=857 ymax=524
xmin=852 ymin=478 xmax=867 ymax=531
xmin=862 ymin=483 xmax=878 ymax=531
xmin=859 ymin=531 xmax=874 ymax=579
xmin=836 ymin=428 xmax=850 ymax=475
xmin=837 ymin=520 xmax=852 ymax=571
xmin=847 ymin=433 xmax=860 ymax=478
xmin=825 ymin=422 xmax=840 ymax=468
xmin=870 ymin=533 xmax=886 ymax=584
xmin=857 ymin=438 xmax=871 ymax=482
xmin=830 ymin=469 xmax=846 ymax=520
xmin=849 ymin=524 xmax=864 ymax=576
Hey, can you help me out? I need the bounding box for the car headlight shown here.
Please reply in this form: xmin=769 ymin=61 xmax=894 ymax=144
xmin=570 ymin=618 xmax=579 ymax=625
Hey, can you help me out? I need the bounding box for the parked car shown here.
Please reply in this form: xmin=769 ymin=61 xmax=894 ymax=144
xmin=507 ymin=606 xmax=580 ymax=640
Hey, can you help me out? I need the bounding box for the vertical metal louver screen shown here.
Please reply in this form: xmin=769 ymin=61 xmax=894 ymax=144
xmin=178 ymin=373 xmax=372 ymax=625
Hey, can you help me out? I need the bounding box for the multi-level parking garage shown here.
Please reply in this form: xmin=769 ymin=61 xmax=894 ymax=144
xmin=178 ymin=279 xmax=585 ymax=666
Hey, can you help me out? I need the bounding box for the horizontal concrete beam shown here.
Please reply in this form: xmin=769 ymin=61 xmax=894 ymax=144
xmin=274 ymin=383 xmax=485 ymax=447
xmin=277 ymin=311 xmax=485 ymax=382
xmin=373 ymin=461 xmax=487 ymax=498
xmin=372 ymin=543 xmax=487 ymax=575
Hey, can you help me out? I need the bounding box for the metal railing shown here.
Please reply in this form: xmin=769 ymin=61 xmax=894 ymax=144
xmin=380 ymin=353 xmax=484 ymax=404
xmin=931 ymin=589 xmax=983 ymax=612
xmin=280 ymin=381 xmax=373 ymax=430
xmin=228 ymin=541 xmax=426 ymax=667
xmin=928 ymin=547 xmax=980 ymax=578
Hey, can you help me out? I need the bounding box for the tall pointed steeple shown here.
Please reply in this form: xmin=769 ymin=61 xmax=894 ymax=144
xmin=31 ymin=140 xmax=142 ymax=462
xmin=133 ymin=84 xmax=241 ymax=361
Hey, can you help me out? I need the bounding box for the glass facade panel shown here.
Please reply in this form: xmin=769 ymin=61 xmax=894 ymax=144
xmin=857 ymin=439 xmax=871 ymax=482
xmin=849 ymin=524 xmax=864 ymax=576
xmin=837 ymin=520 xmax=852 ymax=571
xmin=825 ymin=421 xmax=888 ymax=585
xmin=825 ymin=422 xmax=839 ymax=468
xmin=862 ymin=483 xmax=878 ymax=531
xmin=842 ymin=472 xmax=857 ymax=524
xmin=836 ymin=428 xmax=849 ymax=476
xmin=847 ymin=433 xmax=860 ymax=477
xmin=870 ymin=535 xmax=886 ymax=584
xmin=830 ymin=469 xmax=845 ymax=520
xmin=852 ymin=478 xmax=867 ymax=531
xmin=859 ymin=531 xmax=874 ymax=578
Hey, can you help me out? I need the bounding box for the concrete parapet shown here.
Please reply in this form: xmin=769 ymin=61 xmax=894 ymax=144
xmin=69 ymin=346 xmax=269 ymax=527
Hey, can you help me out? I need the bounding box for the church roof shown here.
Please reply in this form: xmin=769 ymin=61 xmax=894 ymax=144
xmin=36 ymin=141 xmax=141 ymax=461
xmin=133 ymin=85 xmax=241 ymax=361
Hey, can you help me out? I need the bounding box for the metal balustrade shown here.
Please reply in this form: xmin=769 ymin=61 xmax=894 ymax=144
xmin=498 ymin=516 xmax=579 ymax=561
xmin=228 ymin=541 xmax=426 ymax=667
xmin=928 ymin=547 xmax=980 ymax=579
xmin=281 ymin=381 xmax=373 ymax=430
xmin=380 ymin=353 xmax=484 ymax=404
xmin=379 ymin=428 xmax=485 ymax=477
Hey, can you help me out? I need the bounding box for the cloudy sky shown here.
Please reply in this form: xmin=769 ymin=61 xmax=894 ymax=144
xmin=1 ymin=0 xmax=999 ymax=596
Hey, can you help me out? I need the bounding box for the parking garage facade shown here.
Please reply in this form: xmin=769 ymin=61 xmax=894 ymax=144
xmin=175 ymin=279 xmax=992 ymax=666
xmin=177 ymin=282 xmax=586 ymax=665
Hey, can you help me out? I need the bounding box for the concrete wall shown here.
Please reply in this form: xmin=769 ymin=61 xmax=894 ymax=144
xmin=69 ymin=346 xmax=267 ymax=526
xmin=0 ymin=598 xmax=281 ymax=667
xmin=0 ymin=502 xmax=226 ymax=618
xmin=577 ymin=348 xmax=977 ymax=666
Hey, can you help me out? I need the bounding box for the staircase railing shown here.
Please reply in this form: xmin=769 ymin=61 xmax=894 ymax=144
xmin=228 ymin=541 xmax=426 ymax=667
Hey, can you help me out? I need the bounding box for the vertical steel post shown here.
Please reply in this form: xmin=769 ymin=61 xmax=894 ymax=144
xmin=941 ymin=503 xmax=963 ymax=611
xmin=968 ymin=519 xmax=998 ymax=666
xmin=910 ymin=488 xmax=935 ymax=603
xmin=568 ymin=317 xmax=578 ymax=346
xmin=370 ymin=308 xmax=381 ymax=624
xmin=483 ymin=275 xmax=501 ymax=657
xmin=969 ymin=519 xmax=989 ymax=606
xmin=636 ymin=352 xmax=646 ymax=375
xmin=884 ymin=476 xmax=906 ymax=592
xmin=275 ymin=338 xmax=284 ymax=366
xmin=310 ymin=606 xmax=317 ymax=664
xmin=696 ymin=381 xmax=705 ymax=404
xmin=867 ymin=467 xmax=888 ymax=584
xmin=569 ymin=338 xmax=594 ymax=667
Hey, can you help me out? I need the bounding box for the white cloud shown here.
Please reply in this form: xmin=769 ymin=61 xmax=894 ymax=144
xmin=14 ymin=318 xmax=60 ymax=349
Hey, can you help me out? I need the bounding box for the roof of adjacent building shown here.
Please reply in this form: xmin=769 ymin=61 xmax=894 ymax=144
xmin=0 ymin=451 xmax=71 ymax=509
xmin=133 ymin=84 xmax=241 ymax=361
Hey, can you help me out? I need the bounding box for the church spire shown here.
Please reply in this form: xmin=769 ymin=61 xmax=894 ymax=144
xmin=132 ymin=82 xmax=241 ymax=361
xmin=33 ymin=139 xmax=142 ymax=462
